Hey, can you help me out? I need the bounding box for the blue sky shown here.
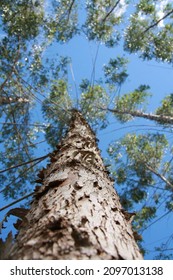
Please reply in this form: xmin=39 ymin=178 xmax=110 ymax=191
xmin=1 ymin=0 xmax=173 ymax=260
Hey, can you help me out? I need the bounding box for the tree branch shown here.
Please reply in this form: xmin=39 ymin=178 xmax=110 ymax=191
xmin=142 ymin=209 xmax=171 ymax=233
xmin=105 ymin=107 xmax=173 ymax=124
xmin=143 ymin=9 xmax=173 ymax=34
xmin=145 ymin=163 xmax=173 ymax=190
xmin=0 ymin=192 xmax=34 ymax=212
xmin=0 ymin=154 xmax=49 ymax=174
xmin=102 ymin=0 xmax=121 ymax=23
xmin=67 ymin=0 xmax=75 ymax=22
xmin=0 ymin=96 xmax=29 ymax=105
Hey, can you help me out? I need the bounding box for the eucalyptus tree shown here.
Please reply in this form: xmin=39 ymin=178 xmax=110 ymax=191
xmin=0 ymin=0 xmax=173 ymax=259
xmin=6 ymin=110 xmax=143 ymax=260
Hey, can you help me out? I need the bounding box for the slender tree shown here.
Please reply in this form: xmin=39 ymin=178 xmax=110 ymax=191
xmin=7 ymin=110 xmax=143 ymax=260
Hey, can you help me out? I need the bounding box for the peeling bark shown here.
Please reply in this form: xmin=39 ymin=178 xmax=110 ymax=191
xmin=8 ymin=110 xmax=143 ymax=260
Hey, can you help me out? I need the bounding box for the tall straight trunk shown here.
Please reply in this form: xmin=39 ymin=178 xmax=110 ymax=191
xmin=8 ymin=110 xmax=143 ymax=259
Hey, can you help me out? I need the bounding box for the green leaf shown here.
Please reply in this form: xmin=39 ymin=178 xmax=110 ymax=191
xmin=79 ymin=82 xmax=110 ymax=130
xmin=104 ymin=56 xmax=129 ymax=85
xmin=114 ymin=85 xmax=151 ymax=122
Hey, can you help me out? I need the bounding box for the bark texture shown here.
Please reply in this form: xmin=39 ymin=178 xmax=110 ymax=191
xmin=8 ymin=110 xmax=143 ymax=260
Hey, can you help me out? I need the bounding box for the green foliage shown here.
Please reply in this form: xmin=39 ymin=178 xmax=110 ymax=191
xmin=156 ymin=94 xmax=173 ymax=116
xmin=44 ymin=0 xmax=78 ymax=42
xmin=131 ymin=187 xmax=148 ymax=203
xmin=114 ymin=85 xmax=151 ymax=121
xmin=154 ymin=245 xmax=173 ymax=260
xmin=122 ymin=133 xmax=168 ymax=167
xmin=0 ymin=101 xmax=40 ymax=199
xmin=42 ymin=79 xmax=73 ymax=147
xmin=108 ymin=132 xmax=169 ymax=233
xmin=79 ymin=80 xmax=110 ymax=130
xmin=0 ymin=0 xmax=44 ymax=40
xmin=133 ymin=206 xmax=157 ymax=230
xmin=84 ymin=0 xmax=128 ymax=46
xmin=138 ymin=0 xmax=155 ymax=14
xmin=103 ymin=56 xmax=129 ymax=85
xmin=124 ymin=0 xmax=173 ymax=62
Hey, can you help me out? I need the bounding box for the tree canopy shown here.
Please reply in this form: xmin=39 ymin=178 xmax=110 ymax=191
xmin=0 ymin=0 xmax=173 ymax=259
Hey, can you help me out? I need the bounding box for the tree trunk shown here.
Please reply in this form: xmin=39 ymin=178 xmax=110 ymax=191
xmin=8 ymin=110 xmax=143 ymax=260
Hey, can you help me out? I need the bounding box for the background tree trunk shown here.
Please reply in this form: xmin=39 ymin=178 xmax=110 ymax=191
xmin=8 ymin=110 xmax=143 ymax=260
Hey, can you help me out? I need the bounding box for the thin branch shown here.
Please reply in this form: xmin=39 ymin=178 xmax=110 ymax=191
xmin=0 ymin=139 xmax=46 ymax=158
xmin=0 ymin=192 xmax=34 ymax=212
xmin=14 ymin=68 xmax=72 ymax=118
xmin=10 ymin=101 xmax=31 ymax=160
xmin=0 ymin=154 xmax=49 ymax=174
xmin=70 ymin=62 xmax=79 ymax=108
xmin=90 ymin=42 xmax=100 ymax=87
xmin=156 ymin=248 xmax=173 ymax=252
xmin=141 ymin=210 xmax=171 ymax=233
xmin=0 ymin=75 xmax=13 ymax=92
xmin=67 ymin=0 xmax=75 ymax=22
xmin=0 ymin=121 xmax=49 ymax=128
xmin=143 ymin=9 xmax=173 ymax=34
xmin=145 ymin=163 xmax=173 ymax=190
xmin=0 ymin=156 xmax=47 ymax=194
xmin=102 ymin=0 xmax=121 ymax=23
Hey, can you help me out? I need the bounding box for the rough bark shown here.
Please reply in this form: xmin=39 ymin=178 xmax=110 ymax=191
xmin=8 ymin=110 xmax=143 ymax=260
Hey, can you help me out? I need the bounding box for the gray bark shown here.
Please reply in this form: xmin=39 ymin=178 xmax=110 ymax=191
xmin=8 ymin=110 xmax=143 ymax=260
xmin=106 ymin=108 xmax=173 ymax=124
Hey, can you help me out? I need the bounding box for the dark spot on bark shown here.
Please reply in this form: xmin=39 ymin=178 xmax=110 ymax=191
xmin=65 ymin=199 xmax=70 ymax=207
xmin=111 ymin=207 xmax=118 ymax=212
xmin=74 ymin=182 xmax=83 ymax=190
xmin=37 ymin=168 xmax=45 ymax=180
xmin=48 ymin=180 xmax=63 ymax=188
xmin=48 ymin=217 xmax=67 ymax=231
xmin=71 ymin=227 xmax=91 ymax=247
xmin=35 ymin=178 xmax=43 ymax=184
xmin=115 ymin=221 xmax=120 ymax=225
xmin=81 ymin=216 xmax=88 ymax=225
xmin=50 ymin=156 xmax=57 ymax=163
xmin=71 ymin=189 xmax=76 ymax=196
xmin=35 ymin=179 xmax=66 ymax=199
